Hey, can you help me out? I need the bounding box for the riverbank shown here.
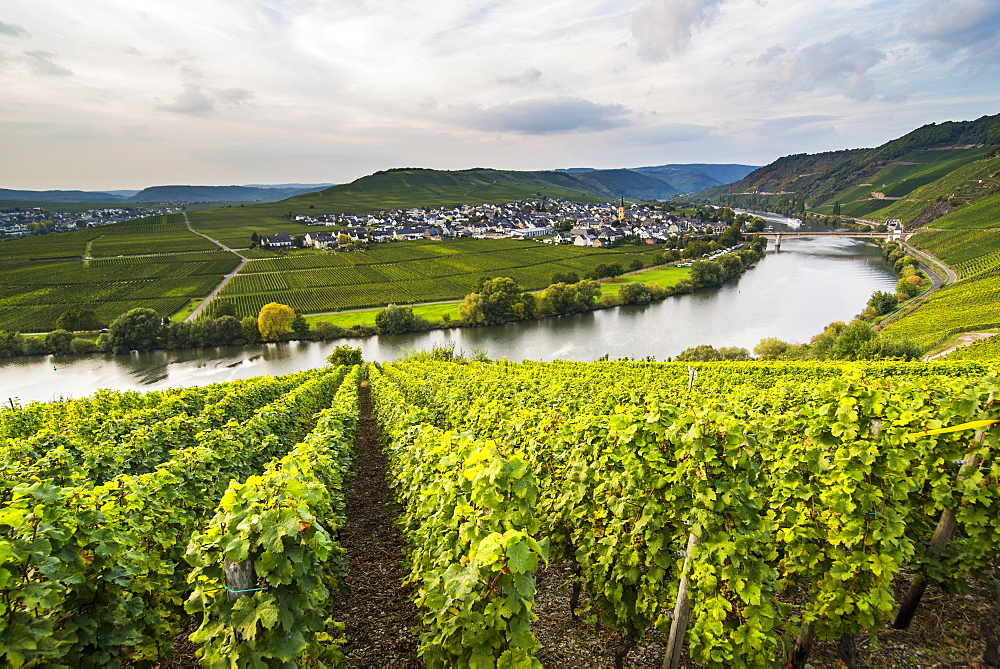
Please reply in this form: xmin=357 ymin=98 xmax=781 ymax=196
xmin=0 ymin=236 xmax=900 ymax=402
xmin=305 ymin=264 xmax=693 ymax=330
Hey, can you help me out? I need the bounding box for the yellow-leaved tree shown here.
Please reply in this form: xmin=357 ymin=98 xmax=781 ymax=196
xmin=257 ymin=302 xmax=295 ymax=342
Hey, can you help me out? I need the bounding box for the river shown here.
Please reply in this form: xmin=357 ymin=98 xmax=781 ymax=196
xmin=0 ymin=234 xmax=898 ymax=403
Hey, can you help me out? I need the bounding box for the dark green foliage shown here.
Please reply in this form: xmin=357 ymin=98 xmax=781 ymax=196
xmin=312 ymin=321 xmax=346 ymax=341
xmin=45 ymin=329 xmax=75 ymax=354
xmin=291 ymin=312 xmax=310 ymax=338
xmin=19 ymin=336 xmax=47 ymax=356
xmin=0 ymin=331 xmax=23 ymax=356
xmin=106 ymin=308 xmax=161 ymax=353
xmin=868 ymin=291 xmax=898 ymax=316
xmin=690 ymin=260 xmax=724 ymax=288
xmin=551 ymin=271 xmax=579 ymax=285
xmin=587 ymin=263 xmax=625 ymax=280
xmin=717 ymin=224 xmax=742 ymax=247
xmin=537 ymin=280 xmax=601 ymax=316
xmin=206 ymin=300 xmax=236 ymax=319
xmin=460 ymin=277 xmax=533 ymax=325
xmin=897 ymin=278 xmax=920 ymax=298
xmin=674 ymin=344 xmax=751 ymax=361
xmin=213 ymin=315 xmax=242 ymax=345
xmin=618 ymin=282 xmax=652 ymax=305
xmin=376 ymin=304 xmax=427 ymax=334
xmin=240 ymin=316 xmax=262 ymax=344
xmin=69 ymin=337 xmax=97 ymax=355
xmin=327 ymin=345 xmax=363 ymax=366
xmin=56 ymin=309 xmax=100 ymax=332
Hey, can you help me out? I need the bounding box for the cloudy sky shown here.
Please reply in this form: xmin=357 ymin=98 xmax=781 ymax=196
xmin=1 ymin=0 xmax=998 ymax=190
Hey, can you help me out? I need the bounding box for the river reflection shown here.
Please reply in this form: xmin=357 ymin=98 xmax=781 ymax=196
xmin=0 ymin=236 xmax=898 ymax=403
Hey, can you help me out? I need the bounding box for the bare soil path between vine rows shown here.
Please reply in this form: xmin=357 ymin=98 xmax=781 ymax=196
xmin=330 ymin=382 xmax=422 ymax=667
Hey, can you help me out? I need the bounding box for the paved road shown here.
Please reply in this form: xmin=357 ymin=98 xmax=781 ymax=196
xmin=181 ymin=212 xmax=249 ymax=321
xmin=925 ymin=332 xmax=997 ymax=360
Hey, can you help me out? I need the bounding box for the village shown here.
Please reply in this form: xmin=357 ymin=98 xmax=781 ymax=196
xmin=261 ymin=199 xmax=735 ymax=250
xmin=0 ymin=205 xmax=180 ymax=238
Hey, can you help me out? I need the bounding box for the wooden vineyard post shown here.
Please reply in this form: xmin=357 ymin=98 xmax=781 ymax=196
xmin=224 ymin=559 xmax=256 ymax=601
xmin=893 ymin=429 xmax=986 ymax=629
xmin=662 ymin=367 xmax=702 ymax=669
xmin=662 ymin=532 xmax=701 ymax=669
xmin=789 ymin=623 xmax=815 ymax=669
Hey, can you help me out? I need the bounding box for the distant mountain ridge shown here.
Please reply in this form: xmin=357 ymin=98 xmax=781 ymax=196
xmin=295 ymin=165 xmax=757 ymax=211
xmin=0 ymin=188 xmax=125 ymax=204
xmin=1 ymin=165 xmax=753 ymax=206
xmin=557 ymin=163 xmax=758 ymax=195
xmin=126 ymin=184 xmax=330 ymax=203
xmin=0 ymin=183 xmax=335 ymax=204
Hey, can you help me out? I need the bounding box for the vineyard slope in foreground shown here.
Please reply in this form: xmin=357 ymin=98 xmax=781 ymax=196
xmin=2 ymin=358 xmax=1000 ymax=668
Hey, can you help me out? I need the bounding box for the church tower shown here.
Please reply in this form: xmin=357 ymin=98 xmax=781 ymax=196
xmin=617 ymin=196 xmax=625 ymax=223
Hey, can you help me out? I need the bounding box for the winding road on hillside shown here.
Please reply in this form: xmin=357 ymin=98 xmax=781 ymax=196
xmin=875 ymin=238 xmax=994 ymax=360
xmin=876 ymin=240 xmax=955 ymax=334
xmin=181 ymin=212 xmax=248 ymax=321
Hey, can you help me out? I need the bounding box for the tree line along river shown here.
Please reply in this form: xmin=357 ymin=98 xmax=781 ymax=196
xmin=0 ymin=234 xmax=899 ymax=404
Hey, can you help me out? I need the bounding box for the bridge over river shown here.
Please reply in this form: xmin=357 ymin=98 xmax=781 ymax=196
xmin=759 ymin=230 xmax=906 ymax=249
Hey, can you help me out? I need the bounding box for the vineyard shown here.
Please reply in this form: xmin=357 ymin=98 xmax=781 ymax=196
xmin=0 ymin=251 xmax=241 ymax=332
xmin=885 ymin=193 xmax=1000 ymax=351
xmin=0 ymin=210 xmax=675 ymax=330
xmin=2 ymin=358 xmax=1000 ymax=667
xmin=218 ymin=239 xmax=668 ymax=318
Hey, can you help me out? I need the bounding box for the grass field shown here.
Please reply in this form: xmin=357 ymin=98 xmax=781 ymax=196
xmin=598 ymin=266 xmax=689 ymax=297
xmin=304 ymin=302 xmax=462 ymax=329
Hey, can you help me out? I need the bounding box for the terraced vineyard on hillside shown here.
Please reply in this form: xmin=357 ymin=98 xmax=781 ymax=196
xmin=885 ymin=194 xmax=1000 ymax=349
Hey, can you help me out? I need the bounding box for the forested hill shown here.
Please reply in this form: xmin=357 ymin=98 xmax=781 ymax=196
xmin=294 ymin=167 xmax=684 ymax=211
xmin=698 ymin=113 xmax=1000 ymax=218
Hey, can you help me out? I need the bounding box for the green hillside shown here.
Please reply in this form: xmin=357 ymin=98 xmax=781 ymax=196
xmin=257 ymin=167 xmax=606 ymax=215
xmin=703 ymin=113 xmax=1000 ymax=224
xmin=178 ymin=168 xmax=608 ymax=246
xmin=635 ymin=163 xmax=758 ymax=193
xmin=883 ymin=193 xmax=1000 ymax=349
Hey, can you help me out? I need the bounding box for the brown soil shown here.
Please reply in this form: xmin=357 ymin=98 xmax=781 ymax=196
xmin=529 ymin=559 xmax=999 ymax=668
xmin=330 ymin=381 xmax=422 ymax=667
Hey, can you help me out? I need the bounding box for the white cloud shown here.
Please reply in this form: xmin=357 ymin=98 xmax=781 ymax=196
xmin=461 ymin=97 xmax=630 ymax=134
xmin=631 ymin=0 xmax=726 ymax=61
xmin=0 ymin=20 xmax=27 ymax=37
xmin=756 ymin=36 xmax=885 ymax=101
xmin=907 ymin=0 xmax=1000 ymax=70
xmin=497 ymin=67 xmax=542 ymax=86
xmin=156 ymin=85 xmax=254 ymax=115
xmin=157 ymin=85 xmax=214 ymax=115
xmin=23 ymin=50 xmax=72 ymax=76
